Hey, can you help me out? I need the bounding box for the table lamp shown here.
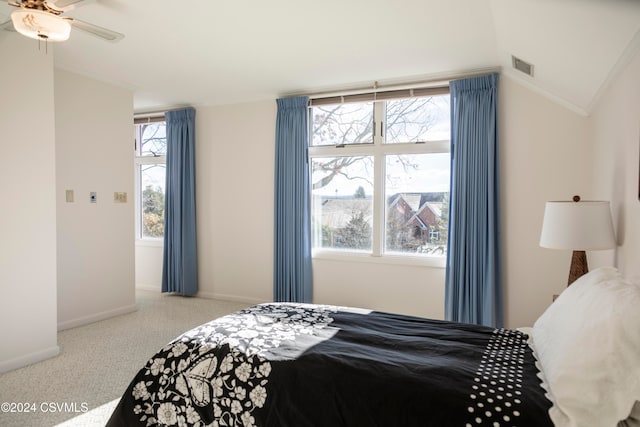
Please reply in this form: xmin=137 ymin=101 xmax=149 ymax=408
xmin=539 ymin=196 xmax=616 ymax=285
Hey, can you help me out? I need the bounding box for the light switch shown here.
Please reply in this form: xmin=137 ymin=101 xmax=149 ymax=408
xmin=90 ymin=192 xmax=97 ymax=203
xmin=65 ymin=190 xmax=74 ymax=203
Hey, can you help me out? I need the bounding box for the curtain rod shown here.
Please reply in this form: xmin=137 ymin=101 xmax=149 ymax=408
xmin=301 ymin=67 xmax=501 ymax=100
xmin=133 ymin=114 xmax=165 ymax=124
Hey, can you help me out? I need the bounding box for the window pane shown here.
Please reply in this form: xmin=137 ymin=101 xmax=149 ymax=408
xmin=310 ymin=102 xmax=374 ymax=146
xmin=385 ymin=153 xmax=449 ymax=256
xmin=385 ymin=95 xmax=450 ymax=143
xmin=140 ymin=164 xmax=166 ymax=238
xmin=311 ymin=156 xmax=373 ymax=251
xmin=140 ymin=123 xmax=167 ymax=156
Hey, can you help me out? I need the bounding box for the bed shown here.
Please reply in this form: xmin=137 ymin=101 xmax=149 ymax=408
xmin=107 ymin=268 xmax=640 ymax=427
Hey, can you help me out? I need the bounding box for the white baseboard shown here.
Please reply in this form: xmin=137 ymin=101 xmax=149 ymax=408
xmin=57 ymin=304 xmax=138 ymax=331
xmin=196 ymin=291 xmax=267 ymax=305
xmin=136 ymin=286 xmax=267 ymax=305
xmin=0 ymin=345 xmax=60 ymax=374
xmin=135 ymin=283 xmax=161 ymax=292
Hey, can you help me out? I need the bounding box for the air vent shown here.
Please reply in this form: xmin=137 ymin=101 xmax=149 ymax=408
xmin=511 ymin=55 xmax=534 ymax=77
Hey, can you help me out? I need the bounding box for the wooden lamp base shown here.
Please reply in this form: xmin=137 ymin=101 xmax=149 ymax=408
xmin=568 ymin=250 xmax=588 ymax=286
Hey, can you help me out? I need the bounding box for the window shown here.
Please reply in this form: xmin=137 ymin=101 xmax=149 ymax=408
xmin=309 ymin=90 xmax=450 ymax=259
xmin=134 ymin=121 xmax=166 ymax=239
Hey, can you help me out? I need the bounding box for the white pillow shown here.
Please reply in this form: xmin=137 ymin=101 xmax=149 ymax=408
xmin=532 ymin=267 xmax=640 ymax=427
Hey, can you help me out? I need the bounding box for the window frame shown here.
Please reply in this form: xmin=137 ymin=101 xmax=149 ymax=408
xmin=308 ymin=94 xmax=450 ymax=267
xmin=134 ymin=120 xmax=167 ymax=242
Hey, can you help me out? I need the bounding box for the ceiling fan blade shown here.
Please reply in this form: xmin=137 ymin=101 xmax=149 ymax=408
xmin=67 ymin=17 xmax=123 ymax=42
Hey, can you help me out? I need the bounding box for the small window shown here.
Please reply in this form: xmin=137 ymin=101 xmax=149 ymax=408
xmin=385 ymin=153 xmax=449 ymax=255
xmin=385 ymin=96 xmax=450 ymax=144
xmin=310 ymin=102 xmax=374 ymax=146
xmin=311 ymin=156 xmax=374 ymax=251
xmin=134 ymin=121 xmax=166 ymax=240
xmin=138 ymin=123 xmax=167 ymax=156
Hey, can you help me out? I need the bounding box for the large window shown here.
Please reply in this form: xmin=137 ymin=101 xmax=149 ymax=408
xmin=134 ymin=121 xmax=166 ymax=239
xmin=309 ymin=90 xmax=450 ymax=258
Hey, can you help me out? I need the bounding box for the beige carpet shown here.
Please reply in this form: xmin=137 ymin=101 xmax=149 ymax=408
xmin=54 ymin=399 xmax=120 ymax=427
xmin=0 ymin=290 xmax=250 ymax=427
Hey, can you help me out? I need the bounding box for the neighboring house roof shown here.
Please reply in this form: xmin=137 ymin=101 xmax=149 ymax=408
xmin=315 ymin=193 xmax=445 ymax=230
xmin=390 ymin=193 xmax=444 ymax=229
xmin=425 ymin=203 xmax=442 ymax=218
xmin=398 ymin=194 xmax=423 ymax=212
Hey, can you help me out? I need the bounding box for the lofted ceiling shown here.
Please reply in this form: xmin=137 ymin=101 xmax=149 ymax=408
xmin=1 ymin=0 xmax=639 ymax=114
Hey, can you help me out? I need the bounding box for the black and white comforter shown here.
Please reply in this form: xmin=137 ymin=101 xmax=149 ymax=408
xmin=107 ymin=303 xmax=552 ymax=426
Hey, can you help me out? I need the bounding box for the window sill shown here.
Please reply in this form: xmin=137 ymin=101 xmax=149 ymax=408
xmin=135 ymin=238 xmax=164 ymax=248
xmin=312 ymin=250 xmax=446 ymax=269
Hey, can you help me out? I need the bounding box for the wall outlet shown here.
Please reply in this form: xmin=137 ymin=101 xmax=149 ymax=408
xmin=114 ymin=192 xmax=127 ymax=203
xmin=90 ymin=192 xmax=97 ymax=203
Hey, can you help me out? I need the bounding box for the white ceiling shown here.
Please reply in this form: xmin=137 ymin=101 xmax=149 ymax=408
xmin=2 ymin=0 xmax=639 ymax=114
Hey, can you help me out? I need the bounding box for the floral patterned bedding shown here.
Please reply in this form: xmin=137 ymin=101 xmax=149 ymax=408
xmin=106 ymin=303 xmax=552 ymax=427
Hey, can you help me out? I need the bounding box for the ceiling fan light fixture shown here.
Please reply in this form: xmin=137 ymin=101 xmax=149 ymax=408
xmin=11 ymin=9 xmax=71 ymax=42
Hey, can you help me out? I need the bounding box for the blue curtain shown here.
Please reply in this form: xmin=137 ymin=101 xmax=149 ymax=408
xmin=445 ymin=73 xmax=502 ymax=327
xmin=162 ymin=107 xmax=198 ymax=296
xmin=273 ymin=96 xmax=313 ymax=303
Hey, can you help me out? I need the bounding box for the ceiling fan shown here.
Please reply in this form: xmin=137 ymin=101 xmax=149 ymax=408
xmin=0 ymin=0 xmax=123 ymax=42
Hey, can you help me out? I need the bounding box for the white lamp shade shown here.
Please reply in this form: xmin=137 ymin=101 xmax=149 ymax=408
xmin=11 ymin=9 xmax=71 ymax=42
xmin=540 ymin=201 xmax=616 ymax=250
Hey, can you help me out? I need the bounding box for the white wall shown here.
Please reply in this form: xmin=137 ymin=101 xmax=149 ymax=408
xmin=590 ymin=48 xmax=640 ymax=282
xmin=499 ymin=75 xmax=595 ymax=328
xmin=314 ymin=257 xmax=445 ymax=318
xmin=0 ymin=35 xmax=59 ymax=373
xmin=55 ymin=69 xmax=136 ymax=330
xmin=135 ymin=241 xmax=163 ymax=290
xmin=196 ymin=101 xmax=276 ymax=303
